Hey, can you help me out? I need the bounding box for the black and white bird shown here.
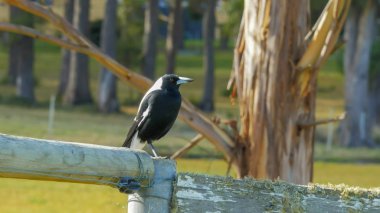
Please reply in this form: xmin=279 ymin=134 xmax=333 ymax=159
xmin=122 ymin=74 xmax=193 ymax=157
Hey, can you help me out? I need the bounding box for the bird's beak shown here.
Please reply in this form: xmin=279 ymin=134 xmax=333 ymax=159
xmin=176 ymin=77 xmax=193 ymax=85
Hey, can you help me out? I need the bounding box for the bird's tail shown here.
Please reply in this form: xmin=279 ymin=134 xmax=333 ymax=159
xmin=122 ymin=122 xmax=146 ymax=149
xmin=122 ymin=121 xmax=138 ymax=148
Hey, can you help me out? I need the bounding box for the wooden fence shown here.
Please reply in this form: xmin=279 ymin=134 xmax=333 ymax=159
xmin=0 ymin=133 xmax=379 ymax=212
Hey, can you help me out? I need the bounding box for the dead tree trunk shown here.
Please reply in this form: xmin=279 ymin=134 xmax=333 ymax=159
xmin=57 ymin=0 xmax=74 ymax=99
xmin=8 ymin=6 xmax=35 ymax=101
xmin=63 ymin=0 xmax=93 ymax=105
xmin=165 ymin=0 xmax=182 ymax=74
xmin=142 ymin=0 xmax=158 ymax=79
xmin=199 ymin=0 xmax=216 ymax=112
xmin=229 ymin=0 xmax=350 ymax=184
xmin=231 ymin=0 xmax=312 ymax=183
xmin=98 ymin=0 xmax=119 ymax=113
xmin=341 ymin=0 xmax=377 ymax=147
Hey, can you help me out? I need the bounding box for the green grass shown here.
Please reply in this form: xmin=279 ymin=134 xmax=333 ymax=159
xmin=0 ymin=179 xmax=126 ymax=213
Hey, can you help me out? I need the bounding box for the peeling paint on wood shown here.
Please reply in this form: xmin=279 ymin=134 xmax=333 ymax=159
xmin=172 ymin=173 xmax=380 ymax=213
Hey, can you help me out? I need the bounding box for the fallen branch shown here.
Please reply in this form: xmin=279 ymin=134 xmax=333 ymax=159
xmin=299 ymin=113 xmax=346 ymax=127
xmin=0 ymin=22 xmax=93 ymax=57
xmin=170 ymin=134 xmax=204 ymax=160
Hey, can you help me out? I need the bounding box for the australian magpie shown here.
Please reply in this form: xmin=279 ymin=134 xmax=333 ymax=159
xmin=122 ymin=74 xmax=193 ymax=157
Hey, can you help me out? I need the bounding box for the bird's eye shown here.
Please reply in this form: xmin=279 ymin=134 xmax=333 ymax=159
xmin=170 ymin=78 xmax=175 ymax=82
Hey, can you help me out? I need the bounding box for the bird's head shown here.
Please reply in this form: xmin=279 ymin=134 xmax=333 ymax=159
xmin=159 ymin=74 xmax=193 ymax=90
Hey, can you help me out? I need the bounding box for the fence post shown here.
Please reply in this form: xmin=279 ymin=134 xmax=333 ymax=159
xmin=128 ymin=159 xmax=176 ymax=213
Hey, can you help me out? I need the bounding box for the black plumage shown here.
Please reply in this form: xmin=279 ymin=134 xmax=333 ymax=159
xmin=122 ymin=74 xmax=193 ymax=157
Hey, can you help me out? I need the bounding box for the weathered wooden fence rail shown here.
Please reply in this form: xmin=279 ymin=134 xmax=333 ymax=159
xmin=174 ymin=174 xmax=380 ymax=212
xmin=0 ymin=133 xmax=154 ymax=186
xmin=0 ymin=133 xmax=175 ymax=213
xmin=0 ymin=133 xmax=379 ymax=212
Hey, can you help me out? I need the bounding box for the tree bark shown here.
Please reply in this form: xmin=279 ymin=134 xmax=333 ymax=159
xmin=341 ymin=0 xmax=377 ymax=147
xmin=8 ymin=6 xmax=21 ymax=85
xmin=142 ymin=0 xmax=158 ymax=79
xmin=57 ymin=0 xmax=74 ymax=99
xmin=165 ymin=0 xmax=182 ymax=74
xmin=98 ymin=0 xmax=119 ymax=113
xmin=370 ymin=73 xmax=380 ymax=126
xmin=231 ymin=0 xmax=313 ymax=184
xmin=199 ymin=0 xmax=216 ymax=112
xmin=16 ymin=30 xmax=35 ymax=102
xmin=63 ymin=0 xmax=93 ymax=105
xmin=8 ymin=6 xmax=35 ymax=101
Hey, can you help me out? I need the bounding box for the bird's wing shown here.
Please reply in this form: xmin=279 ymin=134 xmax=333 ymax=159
xmin=122 ymin=92 xmax=153 ymax=148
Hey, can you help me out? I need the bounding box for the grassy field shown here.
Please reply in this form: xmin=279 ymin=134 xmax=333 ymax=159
xmin=0 ymin=22 xmax=379 ymax=211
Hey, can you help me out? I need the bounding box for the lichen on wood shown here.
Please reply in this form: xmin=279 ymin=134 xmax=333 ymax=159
xmin=172 ymin=173 xmax=380 ymax=213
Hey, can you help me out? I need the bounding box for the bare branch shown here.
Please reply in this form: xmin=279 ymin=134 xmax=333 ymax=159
xmin=5 ymin=0 xmax=89 ymax=46
xmin=170 ymin=134 xmax=204 ymax=160
xmin=299 ymin=113 xmax=346 ymax=127
xmin=0 ymin=22 xmax=91 ymax=55
xmin=296 ymin=0 xmax=351 ymax=97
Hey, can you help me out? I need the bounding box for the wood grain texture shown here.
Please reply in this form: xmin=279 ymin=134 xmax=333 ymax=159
xmin=0 ymin=133 xmax=154 ymax=187
xmin=228 ymin=0 xmax=350 ymax=184
xmin=173 ymin=174 xmax=380 ymax=213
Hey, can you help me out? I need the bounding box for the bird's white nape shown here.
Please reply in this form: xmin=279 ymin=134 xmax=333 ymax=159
xmin=149 ymin=77 xmax=164 ymax=92
xmin=136 ymin=77 xmax=163 ymax=114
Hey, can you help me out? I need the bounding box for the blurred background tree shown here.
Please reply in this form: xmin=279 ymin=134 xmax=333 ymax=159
xmin=165 ymin=0 xmax=182 ymax=74
xmin=98 ymin=0 xmax=119 ymax=113
xmin=199 ymin=0 xmax=216 ymax=112
xmin=8 ymin=5 xmax=35 ymax=102
xmin=57 ymin=0 xmax=74 ymax=100
xmin=62 ymin=0 xmax=93 ymax=105
xmin=341 ymin=0 xmax=379 ymax=147
xmin=141 ymin=0 xmax=159 ymax=79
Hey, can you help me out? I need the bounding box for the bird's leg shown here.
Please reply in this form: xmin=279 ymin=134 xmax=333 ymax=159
xmin=147 ymin=141 xmax=159 ymax=158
